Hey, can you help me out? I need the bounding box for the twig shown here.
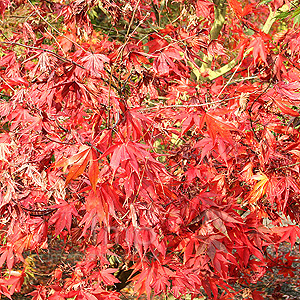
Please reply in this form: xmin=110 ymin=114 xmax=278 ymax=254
xmin=107 ymin=0 xmax=141 ymax=128
xmin=27 ymin=0 xmax=86 ymax=52
xmin=1 ymin=41 xmax=85 ymax=69
xmin=111 ymin=110 xmax=120 ymax=130
xmin=118 ymin=290 xmax=130 ymax=300
xmin=85 ymin=142 xmax=103 ymax=154
xmin=227 ymin=75 xmax=258 ymax=84
xmin=44 ymin=135 xmax=74 ymax=145
xmin=0 ymin=75 xmax=16 ymax=91
xmin=216 ymin=59 xmax=244 ymax=98
xmin=124 ymin=0 xmax=141 ymax=42
xmin=275 ymin=162 xmax=300 ymax=170
xmin=45 ymin=27 xmax=66 ymax=56
xmin=138 ymin=99 xmax=228 ymax=111
xmin=248 ymin=82 xmax=272 ymax=142
xmin=133 ymin=158 xmax=148 ymax=204
xmin=12 ymin=199 xmax=56 ymax=216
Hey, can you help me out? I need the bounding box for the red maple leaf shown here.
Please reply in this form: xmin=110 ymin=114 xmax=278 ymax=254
xmin=227 ymin=0 xmax=252 ymax=18
xmin=80 ymin=52 xmax=110 ymax=78
xmin=248 ymin=36 xmax=268 ymax=65
xmin=195 ymin=0 xmax=213 ymax=18
xmin=56 ymin=145 xmax=100 ymax=190
xmin=49 ymin=200 xmax=79 ymax=236
xmin=0 ymin=0 xmax=10 ymax=18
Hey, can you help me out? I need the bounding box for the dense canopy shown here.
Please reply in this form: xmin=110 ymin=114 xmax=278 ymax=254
xmin=0 ymin=0 xmax=300 ymax=299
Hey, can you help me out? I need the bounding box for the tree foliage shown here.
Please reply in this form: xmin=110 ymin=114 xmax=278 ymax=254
xmin=0 ymin=0 xmax=300 ymax=299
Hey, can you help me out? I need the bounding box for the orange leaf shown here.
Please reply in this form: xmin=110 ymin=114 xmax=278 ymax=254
xmin=205 ymin=113 xmax=237 ymax=141
xmin=88 ymin=149 xmax=100 ymax=191
xmin=227 ymin=0 xmax=252 ymax=17
xmin=65 ymin=150 xmax=90 ymax=185
xmin=56 ymin=146 xmax=100 ymax=188
xmin=247 ymin=173 xmax=269 ymax=204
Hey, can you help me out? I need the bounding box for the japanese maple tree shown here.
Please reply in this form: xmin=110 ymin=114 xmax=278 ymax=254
xmin=0 ymin=0 xmax=300 ymax=299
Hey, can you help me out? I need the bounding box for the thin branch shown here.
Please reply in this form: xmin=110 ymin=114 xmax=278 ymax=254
xmin=138 ymin=99 xmax=228 ymax=111
xmin=248 ymin=83 xmax=272 ymax=142
xmin=45 ymin=27 xmax=66 ymax=56
xmin=217 ymin=59 xmax=244 ymax=98
xmin=227 ymin=76 xmax=259 ymax=84
xmin=85 ymin=142 xmax=103 ymax=154
xmin=107 ymin=0 xmax=141 ymax=128
xmin=44 ymin=135 xmax=74 ymax=145
xmin=111 ymin=110 xmax=120 ymax=130
xmin=12 ymin=199 xmax=56 ymax=216
xmin=1 ymin=41 xmax=85 ymax=69
xmin=0 ymin=75 xmax=16 ymax=92
xmin=27 ymin=0 xmax=86 ymax=52
xmin=275 ymin=162 xmax=300 ymax=170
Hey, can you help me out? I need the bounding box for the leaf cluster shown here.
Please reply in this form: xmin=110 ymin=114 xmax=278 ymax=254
xmin=0 ymin=0 xmax=300 ymax=300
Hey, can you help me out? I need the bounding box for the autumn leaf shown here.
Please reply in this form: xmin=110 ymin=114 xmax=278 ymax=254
xmin=227 ymin=0 xmax=252 ymax=18
xmin=273 ymin=97 xmax=299 ymax=117
xmin=248 ymin=36 xmax=268 ymax=65
xmin=247 ymin=173 xmax=269 ymax=204
xmin=55 ymin=146 xmax=99 ymax=190
xmin=81 ymin=52 xmax=110 ymax=78
xmin=273 ymin=54 xmax=288 ymax=81
xmin=55 ymin=146 xmax=90 ymax=170
xmin=195 ymin=0 xmax=213 ymax=18
xmin=49 ymin=200 xmax=79 ymax=236
xmin=0 ymin=0 xmax=10 ymax=18
xmin=204 ymin=113 xmax=237 ymax=141
xmin=275 ymin=81 xmax=300 ymax=100
xmin=65 ymin=150 xmax=90 ymax=185
xmin=99 ymin=268 xmax=120 ymax=285
xmin=88 ymin=148 xmax=100 ymax=191
xmin=0 ymin=246 xmax=14 ymax=270
xmin=2 ymin=0 xmax=300 ymax=298
xmin=28 ymin=286 xmax=47 ymax=300
xmin=274 ymin=225 xmax=300 ymax=248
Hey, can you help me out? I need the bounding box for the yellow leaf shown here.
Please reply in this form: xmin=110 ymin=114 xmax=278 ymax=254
xmin=247 ymin=173 xmax=269 ymax=204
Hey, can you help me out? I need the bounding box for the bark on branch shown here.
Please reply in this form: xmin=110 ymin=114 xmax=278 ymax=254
xmin=210 ymin=0 xmax=227 ymax=40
